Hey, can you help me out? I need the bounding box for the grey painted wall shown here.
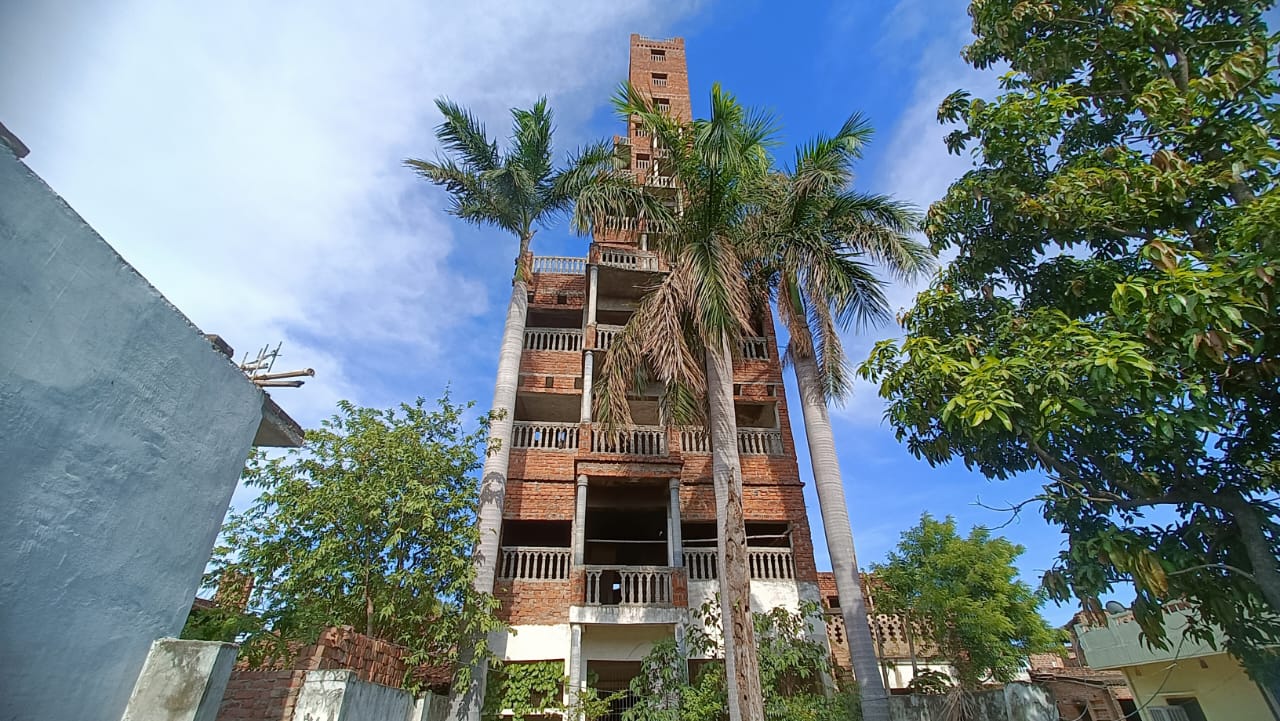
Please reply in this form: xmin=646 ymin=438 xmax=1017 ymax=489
xmin=0 ymin=145 xmax=266 ymax=721
xmin=293 ymin=671 xmax=417 ymax=721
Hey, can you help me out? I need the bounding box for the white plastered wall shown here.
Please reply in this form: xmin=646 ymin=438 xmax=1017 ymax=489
xmin=489 ymin=624 xmax=571 ymax=662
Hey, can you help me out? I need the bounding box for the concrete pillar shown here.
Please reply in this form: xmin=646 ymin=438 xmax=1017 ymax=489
xmin=120 ymin=638 xmax=238 ymax=721
xmin=568 ymin=623 xmax=585 ymax=692
xmin=586 ymin=265 xmax=599 ymax=325
xmin=668 ymin=478 xmax=683 ymax=567
xmin=573 ymin=475 xmax=589 ymax=566
xmin=580 ymin=351 xmax=594 ymax=424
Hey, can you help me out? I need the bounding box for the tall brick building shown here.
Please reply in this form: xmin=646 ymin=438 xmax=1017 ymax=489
xmin=488 ymin=34 xmax=825 ymax=709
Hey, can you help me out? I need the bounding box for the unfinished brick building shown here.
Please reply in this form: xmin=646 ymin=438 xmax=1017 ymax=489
xmin=488 ymin=34 xmax=826 ymax=710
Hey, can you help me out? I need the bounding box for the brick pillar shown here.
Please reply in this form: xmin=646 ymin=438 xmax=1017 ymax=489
xmin=573 ymin=475 xmax=588 ymax=565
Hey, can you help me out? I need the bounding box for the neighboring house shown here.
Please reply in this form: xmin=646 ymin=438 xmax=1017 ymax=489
xmin=1027 ymin=650 xmax=1135 ymax=721
xmin=1074 ymin=603 xmax=1280 ymax=720
xmin=818 ymin=572 xmax=953 ymax=692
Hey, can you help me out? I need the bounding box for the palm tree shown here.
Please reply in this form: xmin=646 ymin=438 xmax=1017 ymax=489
xmin=406 ymin=97 xmax=618 ymax=721
xmin=751 ymin=115 xmax=932 ymax=721
xmin=575 ymin=83 xmax=776 ymax=721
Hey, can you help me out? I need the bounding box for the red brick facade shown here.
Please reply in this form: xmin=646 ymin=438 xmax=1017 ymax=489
xmin=498 ymin=34 xmax=821 ymax=637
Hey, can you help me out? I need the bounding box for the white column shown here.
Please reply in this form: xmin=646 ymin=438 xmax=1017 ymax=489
xmin=668 ymin=478 xmax=682 ymax=567
xmin=580 ymin=351 xmax=594 ymax=424
xmin=573 ymin=475 xmax=589 ymax=566
xmin=586 ymin=265 xmax=599 ymax=325
xmin=567 ymin=623 xmax=585 ymax=719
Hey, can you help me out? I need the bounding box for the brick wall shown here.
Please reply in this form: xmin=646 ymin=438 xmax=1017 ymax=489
xmin=494 ymin=577 xmax=576 ymax=625
xmin=217 ymin=670 xmax=307 ymax=721
xmin=503 ymin=479 xmax=576 ymax=520
xmin=217 ymin=626 xmax=449 ymax=721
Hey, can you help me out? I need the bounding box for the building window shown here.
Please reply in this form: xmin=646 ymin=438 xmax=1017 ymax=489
xmin=634 ymin=153 xmax=651 ymax=171
xmin=650 ymin=49 xmax=666 ymax=62
xmin=1164 ymin=698 xmax=1206 ymax=721
xmin=651 ymin=73 xmax=668 ymax=87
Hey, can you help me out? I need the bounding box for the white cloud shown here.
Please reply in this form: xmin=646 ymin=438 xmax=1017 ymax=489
xmin=1 ymin=0 xmax=704 ymax=428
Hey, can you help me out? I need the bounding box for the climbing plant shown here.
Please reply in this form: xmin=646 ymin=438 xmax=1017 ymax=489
xmin=482 ymin=660 xmax=567 ymax=720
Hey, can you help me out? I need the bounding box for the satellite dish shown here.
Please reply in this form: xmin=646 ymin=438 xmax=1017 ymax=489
xmin=1104 ymin=600 xmax=1127 ymax=614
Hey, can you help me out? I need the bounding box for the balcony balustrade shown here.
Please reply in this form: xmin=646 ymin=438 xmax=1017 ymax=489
xmin=682 ymin=548 xmax=796 ymax=581
xmin=595 ymin=324 xmax=625 ymax=350
xmin=584 ymin=565 xmax=674 ymax=606
xmin=532 ymin=255 xmax=586 ymax=275
xmin=602 ymin=215 xmax=639 ymax=232
xmin=511 ymin=421 xmax=579 ymax=451
xmin=590 ymin=425 xmax=666 ymax=456
xmin=523 ymin=328 xmax=583 ymax=352
xmin=741 ymin=336 xmax=769 ymax=360
xmin=646 ymin=175 xmax=676 ymax=188
xmin=737 ymin=428 xmax=785 ymax=455
xmin=500 ymin=546 xmax=571 ymax=581
xmin=678 ymin=428 xmax=784 ymax=455
xmin=599 ymin=247 xmax=660 ymax=272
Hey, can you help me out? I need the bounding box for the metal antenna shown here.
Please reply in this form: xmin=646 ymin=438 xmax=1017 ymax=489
xmin=238 ymin=342 xmax=314 ymax=388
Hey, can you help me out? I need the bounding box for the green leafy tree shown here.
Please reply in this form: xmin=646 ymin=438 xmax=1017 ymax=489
xmin=871 ymin=515 xmax=1059 ymax=690
xmin=861 ymin=0 xmax=1280 ymax=673
xmin=207 ymin=396 xmax=500 ymax=681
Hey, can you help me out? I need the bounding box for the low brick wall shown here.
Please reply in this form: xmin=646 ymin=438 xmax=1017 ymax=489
xmin=217 ymin=626 xmax=449 ymax=721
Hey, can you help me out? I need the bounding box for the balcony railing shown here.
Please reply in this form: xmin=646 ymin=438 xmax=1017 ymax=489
xmin=599 ymin=247 xmax=660 ymax=272
xmin=738 ymin=428 xmax=784 ymax=455
xmin=533 ymin=255 xmax=586 ymax=275
xmin=500 ymin=546 xmax=571 ymax=581
xmin=602 ymin=215 xmax=639 ymax=232
xmin=584 ymin=565 xmax=674 ymax=605
xmin=646 ymin=175 xmax=677 ymax=188
xmin=596 ymin=324 xmax=625 ymax=350
xmin=524 ymin=328 xmax=583 ymax=352
xmin=512 ymin=421 xmax=579 ymax=451
xmin=591 ymin=425 xmax=666 ymax=456
xmin=742 ymin=337 xmax=769 ymax=360
xmin=678 ymin=428 xmax=784 ymax=455
xmin=682 ymin=548 xmax=796 ymax=581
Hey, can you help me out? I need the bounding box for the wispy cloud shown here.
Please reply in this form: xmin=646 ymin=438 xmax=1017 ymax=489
xmin=832 ymin=0 xmax=996 ymax=427
xmin=2 ymin=0 xmax=703 ymax=427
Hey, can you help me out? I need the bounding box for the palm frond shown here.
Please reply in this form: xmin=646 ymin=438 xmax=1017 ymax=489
xmin=433 ymin=98 xmax=499 ymax=172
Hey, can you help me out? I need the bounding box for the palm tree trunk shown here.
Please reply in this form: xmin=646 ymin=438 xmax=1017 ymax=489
xmin=705 ymin=337 xmax=765 ymax=721
xmin=791 ymin=344 xmax=891 ymax=721
xmin=449 ymin=271 xmax=529 ymax=721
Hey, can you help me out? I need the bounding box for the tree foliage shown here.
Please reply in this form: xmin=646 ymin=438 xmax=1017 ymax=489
xmin=871 ymin=515 xmax=1060 ymax=690
xmin=207 ymin=396 xmax=501 ymax=676
xmin=861 ymin=0 xmax=1280 ymax=673
xmin=622 ymin=601 xmax=860 ymax=721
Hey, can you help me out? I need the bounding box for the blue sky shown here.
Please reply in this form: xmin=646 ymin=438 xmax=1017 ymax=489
xmin=2 ymin=0 xmax=1079 ymax=623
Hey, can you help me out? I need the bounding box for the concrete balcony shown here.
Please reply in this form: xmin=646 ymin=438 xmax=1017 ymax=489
xmin=590 ymin=425 xmax=667 ymax=456
xmin=511 ymin=421 xmax=580 ymax=452
xmin=682 ymin=548 xmax=796 ymax=581
xmin=499 ymin=546 xmax=571 ymax=581
xmin=523 ymin=327 xmax=583 ymax=352
xmin=598 ymin=246 xmax=660 ymax=272
xmin=594 ymin=324 xmax=625 ymax=351
xmin=584 ymin=565 xmax=674 ymax=606
xmin=532 ymin=255 xmax=586 ymax=275
xmin=678 ymin=427 xmax=784 ymax=455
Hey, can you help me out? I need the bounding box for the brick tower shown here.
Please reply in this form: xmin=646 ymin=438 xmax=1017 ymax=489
xmin=489 ymin=34 xmax=825 ymax=713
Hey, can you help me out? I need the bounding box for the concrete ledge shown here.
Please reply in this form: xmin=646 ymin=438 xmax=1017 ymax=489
xmin=569 ymin=604 xmax=686 ymax=625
